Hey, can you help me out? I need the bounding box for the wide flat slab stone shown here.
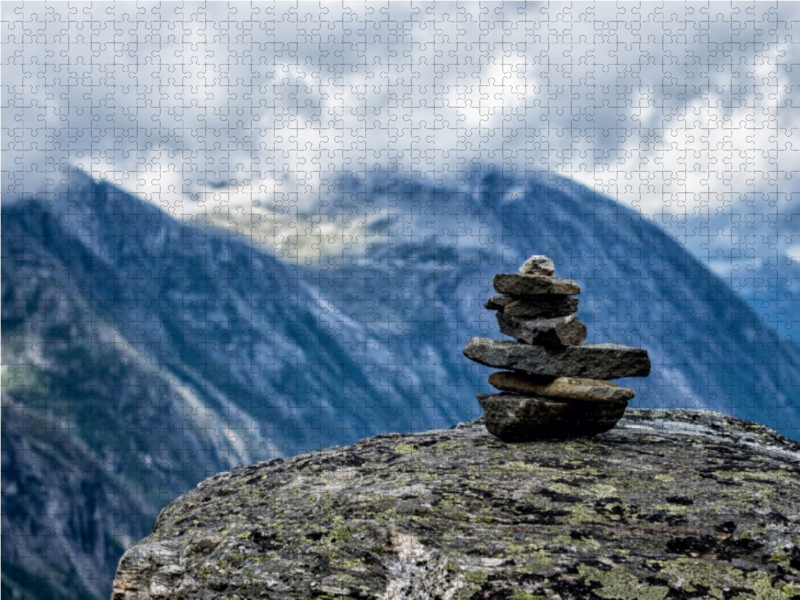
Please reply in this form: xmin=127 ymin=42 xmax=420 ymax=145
xmin=485 ymin=295 xmax=579 ymax=318
xmin=493 ymin=273 xmax=580 ymax=296
xmin=476 ymin=393 xmax=627 ymax=441
xmin=497 ymin=313 xmax=587 ymax=346
xmin=488 ymin=372 xmax=636 ymax=402
xmin=462 ymin=337 xmax=651 ymax=379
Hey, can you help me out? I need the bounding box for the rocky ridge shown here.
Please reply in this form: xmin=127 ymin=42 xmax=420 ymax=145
xmin=112 ymin=408 xmax=800 ymax=600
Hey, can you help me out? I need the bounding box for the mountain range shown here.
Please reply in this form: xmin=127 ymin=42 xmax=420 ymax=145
xmin=2 ymin=166 xmax=798 ymax=600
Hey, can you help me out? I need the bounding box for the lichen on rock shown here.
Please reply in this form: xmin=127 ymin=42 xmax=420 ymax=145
xmin=112 ymin=408 xmax=800 ymax=599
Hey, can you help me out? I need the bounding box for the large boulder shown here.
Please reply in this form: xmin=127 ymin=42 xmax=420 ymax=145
xmin=112 ymin=409 xmax=800 ymax=600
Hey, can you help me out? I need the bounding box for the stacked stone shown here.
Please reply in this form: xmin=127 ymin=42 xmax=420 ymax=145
xmin=462 ymin=255 xmax=651 ymax=442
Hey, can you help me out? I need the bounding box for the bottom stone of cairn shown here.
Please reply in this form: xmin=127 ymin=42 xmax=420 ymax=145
xmin=476 ymin=393 xmax=627 ymax=442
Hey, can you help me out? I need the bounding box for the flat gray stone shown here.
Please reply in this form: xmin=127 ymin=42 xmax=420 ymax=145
xmin=462 ymin=337 xmax=651 ymax=379
xmin=493 ymin=273 xmax=580 ymax=296
xmin=519 ymin=255 xmax=555 ymax=276
xmin=485 ymin=295 xmax=579 ymax=318
xmin=497 ymin=314 xmax=587 ymax=346
xmin=476 ymin=393 xmax=627 ymax=441
xmin=488 ymin=372 xmax=636 ymax=402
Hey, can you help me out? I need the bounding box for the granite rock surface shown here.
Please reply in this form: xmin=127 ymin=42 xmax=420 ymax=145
xmin=113 ymin=408 xmax=800 ymax=600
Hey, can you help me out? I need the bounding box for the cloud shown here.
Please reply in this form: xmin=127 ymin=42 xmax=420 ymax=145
xmin=3 ymin=1 xmax=800 ymax=268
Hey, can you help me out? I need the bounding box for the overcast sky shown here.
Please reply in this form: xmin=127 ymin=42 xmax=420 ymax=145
xmin=4 ymin=1 xmax=800 ymax=269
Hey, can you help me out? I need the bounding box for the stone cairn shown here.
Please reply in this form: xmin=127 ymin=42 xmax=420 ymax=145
xmin=462 ymin=255 xmax=652 ymax=442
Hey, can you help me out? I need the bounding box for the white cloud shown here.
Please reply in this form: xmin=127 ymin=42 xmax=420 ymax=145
xmin=3 ymin=1 xmax=800 ymax=265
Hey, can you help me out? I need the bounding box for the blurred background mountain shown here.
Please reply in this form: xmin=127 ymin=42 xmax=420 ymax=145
xmin=3 ymin=167 xmax=799 ymax=600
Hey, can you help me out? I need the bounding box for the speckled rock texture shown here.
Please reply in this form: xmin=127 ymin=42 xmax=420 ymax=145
xmin=112 ymin=409 xmax=800 ymax=600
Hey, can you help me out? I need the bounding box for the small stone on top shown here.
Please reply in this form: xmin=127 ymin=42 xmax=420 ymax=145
xmin=519 ymin=255 xmax=555 ymax=276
